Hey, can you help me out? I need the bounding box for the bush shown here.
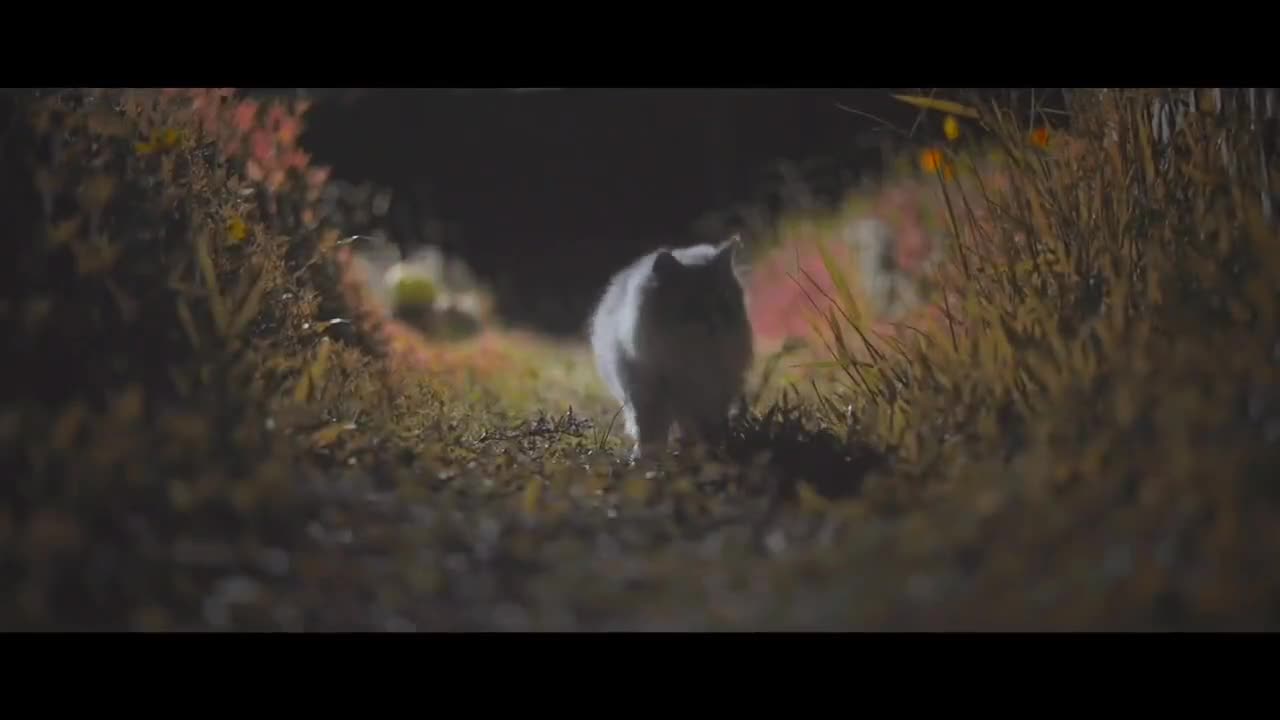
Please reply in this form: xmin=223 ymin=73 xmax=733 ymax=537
xmin=802 ymin=88 xmax=1280 ymax=627
xmin=0 ymin=88 xmax=421 ymax=630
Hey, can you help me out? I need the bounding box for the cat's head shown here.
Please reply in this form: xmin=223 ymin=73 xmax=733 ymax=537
xmin=645 ymin=235 xmax=748 ymax=326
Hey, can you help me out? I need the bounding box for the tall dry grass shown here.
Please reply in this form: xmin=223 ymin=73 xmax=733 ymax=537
xmin=797 ymin=89 xmax=1280 ymax=622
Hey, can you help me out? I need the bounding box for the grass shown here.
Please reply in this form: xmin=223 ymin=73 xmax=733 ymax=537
xmin=775 ymin=89 xmax=1280 ymax=628
xmin=4 ymin=87 xmax=1279 ymax=631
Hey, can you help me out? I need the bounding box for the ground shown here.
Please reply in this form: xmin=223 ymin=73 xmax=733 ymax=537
xmin=238 ymin=326 xmax=885 ymax=631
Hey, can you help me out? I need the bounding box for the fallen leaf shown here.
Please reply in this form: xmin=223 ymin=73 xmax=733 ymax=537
xmin=309 ymin=423 xmax=346 ymax=448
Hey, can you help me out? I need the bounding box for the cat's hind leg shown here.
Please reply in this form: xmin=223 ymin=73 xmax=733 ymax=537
xmin=629 ymin=395 xmax=673 ymax=462
xmin=673 ymin=410 xmax=730 ymax=460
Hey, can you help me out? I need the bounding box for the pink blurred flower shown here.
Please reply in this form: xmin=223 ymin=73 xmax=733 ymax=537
xmin=250 ymin=129 xmax=275 ymax=162
xmin=234 ymin=100 xmax=259 ymax=132
xmin=307 ymin=167 xmax=331 ymax=187
xmin=266 ymin=104 xmax=287 ymax=131
xmin=286 ymin=148 xmax=312 ymax=170
xmin=277 ymin=116 xmax=301 ymax=145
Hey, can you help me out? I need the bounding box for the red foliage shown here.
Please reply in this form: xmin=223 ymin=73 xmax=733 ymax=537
xmin=159 ymin=88 xmax=330 ymax=201
xmin=743 ymin=182 xmax=948 ymax=353
xmin=744 ymin=227 xmax=848 ymax=350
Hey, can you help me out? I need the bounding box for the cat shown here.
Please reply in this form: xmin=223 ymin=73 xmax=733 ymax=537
xmin=589 ymin=235 xmax=754 ymax=461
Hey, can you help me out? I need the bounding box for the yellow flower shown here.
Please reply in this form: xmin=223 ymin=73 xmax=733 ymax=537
xmin=919 ymin=148 xmax=955 ymax=180
xmin=943 ymin=114 xmax=961 ymax=141
xmin=226 ymin=216 xmax=248 ymax=244
xmin=158 ymin=128 xmax=182 ymax=149
xmin=134 ymin=128 xmax=183 ymax=155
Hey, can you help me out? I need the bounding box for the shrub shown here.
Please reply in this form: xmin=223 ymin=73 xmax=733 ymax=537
xmin=0 ymin=88 xmax=417 ymax=630
xmin=802 ymin=88 xmax=1280 ymax=626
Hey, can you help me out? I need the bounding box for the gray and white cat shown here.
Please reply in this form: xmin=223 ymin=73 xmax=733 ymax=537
xmin=589 ymin=235 xmax=754 ymax=460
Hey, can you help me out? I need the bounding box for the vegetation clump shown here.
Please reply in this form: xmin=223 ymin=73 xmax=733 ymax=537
xmin=0 ymin=88 xmax=424 ymax=629
xmin=788 ymin=89 xmax=1280 ymax=628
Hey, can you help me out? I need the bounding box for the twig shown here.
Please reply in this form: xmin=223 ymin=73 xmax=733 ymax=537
xmin=833 ymin=102 xmax=912 ymax=139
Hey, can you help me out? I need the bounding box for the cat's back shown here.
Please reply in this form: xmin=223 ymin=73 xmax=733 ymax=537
xmin=589 ymin=248 xmax=656 ymax=342
xmin=589 ymin=239 xmax=745 ymax=348
xmin=588 ymin=249 xmax=663 ymax=403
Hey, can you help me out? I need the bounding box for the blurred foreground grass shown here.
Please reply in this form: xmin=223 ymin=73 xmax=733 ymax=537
xmin=2 ymin=88 xmax=1278 ymax=631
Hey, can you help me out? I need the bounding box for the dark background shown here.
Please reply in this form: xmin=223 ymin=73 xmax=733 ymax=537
xmin=283 ymin=88 xmax=1060 ymax=336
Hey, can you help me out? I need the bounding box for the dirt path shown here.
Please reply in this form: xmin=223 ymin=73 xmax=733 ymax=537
xmin=194 ymin=326 xmax=1198 ymax=632
xmin=175 ymin=327 xmax=858 ymax=631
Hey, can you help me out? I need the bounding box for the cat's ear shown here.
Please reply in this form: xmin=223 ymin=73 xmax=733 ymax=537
xmin=715 ymin=234 xmax=742 ymax=269
xmin=653 ymin=250 xmax=681 ymax=276
xmin=718 ymin=233 xmax=742 ymax=258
